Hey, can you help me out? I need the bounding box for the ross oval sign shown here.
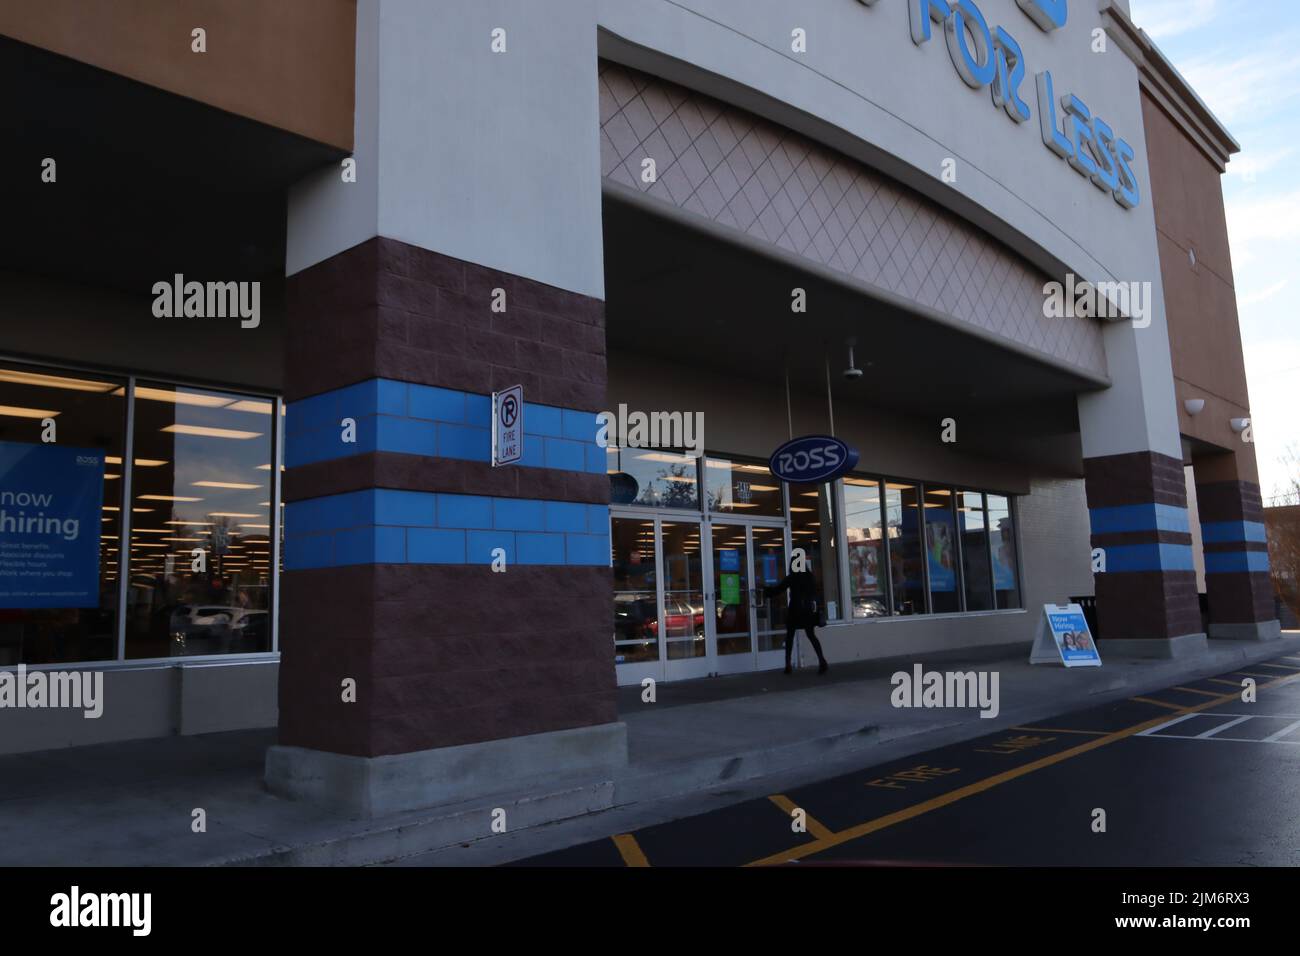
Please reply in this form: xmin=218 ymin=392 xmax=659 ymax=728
xmin=768 ymin=435 xmax=859 ymax=485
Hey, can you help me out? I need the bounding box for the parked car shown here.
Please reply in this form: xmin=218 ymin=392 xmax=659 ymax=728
xmin=229 ymin=610 xmax=270 ymax=652
xmin=647 ymin=597 xmax=705 ymax=638
xmin=168 ymin=605 xmax=263 ymax=656
xmin=169 ymin=605 xmax=241 ymax=630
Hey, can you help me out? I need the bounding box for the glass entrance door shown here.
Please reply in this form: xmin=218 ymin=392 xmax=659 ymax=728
xmin=660 ymin=519 xmax=709 ymax=681
xmin=708 ymin=522 xmax=752 ymax=674
xmin=612 ymin=511 xmax=791 ymax=684
xmin=611 ymin=511 xmax=709 ymax=685
xmin=707 ymin=520 xmax=789 ymax=675
xmin=611 ymin=515 xmax=659 ymax=686
xmin=750 ymin=524 xmax=790 ymax=670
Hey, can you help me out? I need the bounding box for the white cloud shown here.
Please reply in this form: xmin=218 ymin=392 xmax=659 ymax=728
xmin=1130 ymin=0 xmax=1221 ymax=39
xmin=1225 ymin=190 xmax=1300 ymax=266
xmin=1240 ymin=279 xmax=1288 ymax=306
xmin=1243 ymin=341 xmax=1300 ymax=501
xmin=1174 ymin=43 xmax=1300 ymax=127
xmin=1228 ymin=146 xmax=1297 ymax=182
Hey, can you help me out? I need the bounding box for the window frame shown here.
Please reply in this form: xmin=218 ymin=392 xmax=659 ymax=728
xmin=831 ymin=471 xmax=1025 ymax=622
xmin=0 ymin=354 xmax=283 ymax=669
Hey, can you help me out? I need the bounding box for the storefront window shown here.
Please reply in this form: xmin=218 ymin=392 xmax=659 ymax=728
xmin=924 ymin=488 xmax=960 ymax=613
xmin=607 ymin=447 xmax=699 ymax=510
xmin=124 ymin=383 xmax=274 ymax=659
xmin=844 ymin=478 xmax=887 ymax=618
xmin=704 ymin=457 xmax=783 ymax=517
xmin=789 ymin=481 xmax=840 ymax=620
xmin=988 ymin=494 xmax=1021 ymax=609
xmin=0 ymin=363 xmax=126 ymax=665
xmin=959 ymin=492 xmax=993 ymax=611
xmin=886 ymin=483 xmax=926 ymax=615
xmin=611 ymin=517 xmax=658 ymax=663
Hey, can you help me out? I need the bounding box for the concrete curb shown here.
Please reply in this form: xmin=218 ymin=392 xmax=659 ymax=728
xmin=221 ymin=781 xmax=618 ymax=867
xmin=215 ymin=636 xmax=1300 ymax=867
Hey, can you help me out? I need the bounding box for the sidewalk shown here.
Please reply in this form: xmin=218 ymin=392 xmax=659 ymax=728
xmin=2 ymin=634 xmax=1298 ymax=866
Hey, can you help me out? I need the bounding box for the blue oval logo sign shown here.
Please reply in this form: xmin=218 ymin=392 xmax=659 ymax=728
xmin=768 ymin=435 xmax=859 ymax=484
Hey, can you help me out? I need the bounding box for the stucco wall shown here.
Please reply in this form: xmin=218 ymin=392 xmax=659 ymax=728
xmin=0 ymin=0 xmax=356 ymax=151
xmin=0 ymin=659 xmax=279 ymax=755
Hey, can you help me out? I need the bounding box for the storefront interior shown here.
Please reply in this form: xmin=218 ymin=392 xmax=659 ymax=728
xmin=600 ymin=191 xmax=1099 ymax=681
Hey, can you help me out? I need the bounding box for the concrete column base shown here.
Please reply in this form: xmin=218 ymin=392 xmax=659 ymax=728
xmin=266 ymin=721 xmax=628 ymax=818
xmin=1208 ymin=620 xmax=1282 ymax=642
xmin=1100 ymin=632 xmax=1208 ymax=659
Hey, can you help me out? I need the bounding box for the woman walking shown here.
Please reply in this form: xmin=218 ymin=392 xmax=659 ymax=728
xmin=764 ymin=558 xmax=829 ymax=675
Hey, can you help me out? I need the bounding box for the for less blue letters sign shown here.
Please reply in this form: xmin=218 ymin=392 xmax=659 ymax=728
xmin=0 ymin=442 xmax=105 ymax=609
xmin=876 ymin=0 xmax=1140 ymax=209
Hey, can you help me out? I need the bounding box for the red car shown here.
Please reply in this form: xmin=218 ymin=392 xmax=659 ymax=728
xmin=646 ymin=597 xmax=705 ymax=638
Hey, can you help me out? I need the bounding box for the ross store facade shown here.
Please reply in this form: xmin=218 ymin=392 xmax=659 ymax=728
xmin=608 ymin=445 xmax=1025 ymax=686
xmin=0 ymin=0 xmax=1279 ymax=815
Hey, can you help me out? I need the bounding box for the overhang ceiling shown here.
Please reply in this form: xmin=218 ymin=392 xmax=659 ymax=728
xmin=603 ymin=192 xmax=1103 ymax=434
xmin=0 ymin=34 xmax=345 ymax=293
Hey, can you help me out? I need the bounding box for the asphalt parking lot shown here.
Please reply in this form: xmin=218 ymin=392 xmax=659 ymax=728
xmin=507 ymin=654 xmax=1300 ymax=866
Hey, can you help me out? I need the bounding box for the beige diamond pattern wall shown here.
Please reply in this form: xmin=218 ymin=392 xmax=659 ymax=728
xmin=599 ymin=60 xmax=1107 ymax=378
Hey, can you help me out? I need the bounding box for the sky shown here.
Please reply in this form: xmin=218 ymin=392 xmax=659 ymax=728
xmin=1128 ymin=0 xmax=1300 ymax=503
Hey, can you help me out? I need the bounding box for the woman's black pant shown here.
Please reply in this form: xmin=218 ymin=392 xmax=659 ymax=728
xmin=785 ymin=616 xmax=826 ymax=666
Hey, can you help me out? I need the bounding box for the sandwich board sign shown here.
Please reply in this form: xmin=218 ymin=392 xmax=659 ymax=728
xmin=1029 ymin=603 xmax=1102 ymax=667
xmin=492 ymin=385 xmax=523 ymax=467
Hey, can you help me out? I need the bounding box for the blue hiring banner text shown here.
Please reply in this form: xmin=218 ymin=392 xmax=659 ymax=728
xmin=0 ymin=441 xmax=106 ymax=609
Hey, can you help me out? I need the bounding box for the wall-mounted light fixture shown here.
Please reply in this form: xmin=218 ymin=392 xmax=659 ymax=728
xmin=1230 ymin=417 xmax=1251 ymax=433
xmin=1183 ymin=398 xmax=1205 ymax=416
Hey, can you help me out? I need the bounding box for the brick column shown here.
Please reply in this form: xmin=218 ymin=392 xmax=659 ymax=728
xmin=1084 ymin=450 xmax=1204 ymax=655
xmin=1194 ymin=452 xmax=1280 ymax=641
xmin=266 ymin=237 xmax=623 ymax=816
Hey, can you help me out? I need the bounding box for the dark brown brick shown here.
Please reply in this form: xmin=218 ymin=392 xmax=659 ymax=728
xmin=407 ymin=315 xmax=468 ymax=355
xmin=435 ymin=287 xmax=488 ymax=327
xmin=436 ymin=353 xmax=495 ymax=393
xmin=490 ymin=306 xmax=542 ymax=341
xmin=284 ymin=238 xmax=615 ymax=757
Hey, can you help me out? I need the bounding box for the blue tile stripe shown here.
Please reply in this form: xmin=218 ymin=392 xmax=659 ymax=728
xmin=1200 ymin=520 xmax=1267 ymax=544
xmin=1204 ymin=550 xmax=1271 ymax=574
xmin=285 ymin=489 xmax=610 ymax=569
xmin=284 ymin=379 xmax=606 ymax=475
xmin=1088 ymin=503 xmax=1190 ymax=535
xmin=1101 ymin=543 xmax=1195 ymax=573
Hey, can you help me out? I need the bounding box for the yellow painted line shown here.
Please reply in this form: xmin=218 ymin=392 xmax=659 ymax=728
xmin=745 ymin=672 xmax=1300 ymax=867
xmin=1236 ymin=672 xmax=1277 ymax=679
xmin=612 ymin=833 xmax=650 ymax=868
xmin=1010 ymin=726 xmax=1108 ymax=736
xmin=769 ymin=794 xmax=836 ymax=842
xmin=1284 ymin=656 xmax=1300 ymax=663
xmin=1131 ymin=696 xmax=1186 ymax=711
xmin=1172 ymin=685 xmax=1224 ymax=698
xmin=1207 ymin=678 xmax=1244 ymax=687
xmin=1254 ymin=662 xmax=1300 ymax=671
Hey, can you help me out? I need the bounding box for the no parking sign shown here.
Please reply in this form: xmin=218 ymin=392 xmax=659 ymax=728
xmin=492 ymin=385 xmax=523 ymax=467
